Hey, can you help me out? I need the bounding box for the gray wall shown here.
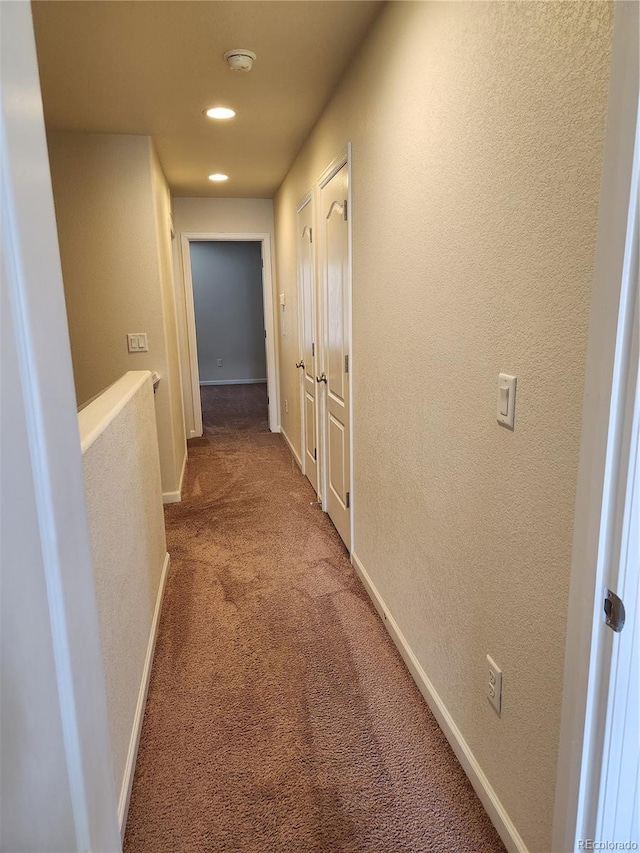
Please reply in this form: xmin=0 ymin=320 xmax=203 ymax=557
xmin=191 ymin=241 xmax=266 ymax=383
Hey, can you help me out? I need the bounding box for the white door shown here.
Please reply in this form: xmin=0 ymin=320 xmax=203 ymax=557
xmin=594 ymin=124 xmax=639 ymax=845
xmin=319 ymin=160 xmax=351 ymax=549
xmin=596 ymin=367 xmax=639 ymax=844
xmin=296 ymin=197 xmax=318 ymax=493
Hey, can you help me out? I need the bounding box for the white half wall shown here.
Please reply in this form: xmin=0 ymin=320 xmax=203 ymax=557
xmin=79 ymin=371 xmax=169 ymax=833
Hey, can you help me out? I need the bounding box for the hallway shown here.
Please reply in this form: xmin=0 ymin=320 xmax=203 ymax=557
xmin=124 ymin=385 xmax=505 ymax=853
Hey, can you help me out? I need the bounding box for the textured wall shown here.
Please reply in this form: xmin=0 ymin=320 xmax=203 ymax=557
xmin=273 ymin=3 xmax=613 ymax=850
xmin=47 ymin=132 xmax=186 ymax=497
xmin=191 ymin=241 xmax=267 ymax=382
xmin=80 ymin=372 xmax=167 ymax=811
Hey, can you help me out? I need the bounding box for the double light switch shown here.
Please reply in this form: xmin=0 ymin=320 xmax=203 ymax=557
xmin=497 ymin=374 xmax=517 ymax=428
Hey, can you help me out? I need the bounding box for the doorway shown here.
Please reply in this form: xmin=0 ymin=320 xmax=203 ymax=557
xmin=180 ymin=232 xmax=279 ymax=436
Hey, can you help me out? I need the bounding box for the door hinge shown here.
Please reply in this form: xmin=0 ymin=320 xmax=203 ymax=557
xmin=343 ymin=200 xmax=348 ymax=221
xmin=314 ymin=448 xmax=317 ymax=461
xmin=267 ymin=395 xmax=269 ymax=405
xmin=344 ymin=354 xmax=349 ymax=373
xmin=309 ymin=227 xmax=313 ymax=243
xmin=346 ymin=491 xmax=350 ymax=509
xmin=604 ymin=589 xmax=626 ymax=633
xmin=312 ymin=342 xmax=315 ymax=357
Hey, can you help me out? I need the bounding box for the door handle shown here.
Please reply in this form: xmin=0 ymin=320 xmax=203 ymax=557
xmin=295 ymin=360 xmax=304 ymax=369
xmin=316 ymin=372 xmax=327 ymax=384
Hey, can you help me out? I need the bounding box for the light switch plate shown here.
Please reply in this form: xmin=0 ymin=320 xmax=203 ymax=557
xmin=127 ymin=333 xmax=148 ymax=353
xmin=497 ymin=374 xmax=516 ymax=428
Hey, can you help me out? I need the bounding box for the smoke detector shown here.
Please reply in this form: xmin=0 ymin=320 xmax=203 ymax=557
xmin=224 ymin=49 xmax=256 ymax=72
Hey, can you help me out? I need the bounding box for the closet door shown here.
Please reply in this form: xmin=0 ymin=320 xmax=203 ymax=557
xmin=318 ymin=160 xmax=350 ymax=549
xmin=296 ymin=196 xmax=318 ymax=493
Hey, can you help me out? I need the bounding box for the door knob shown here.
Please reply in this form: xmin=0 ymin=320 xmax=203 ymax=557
xmin=316 ymin=372 xmax=327 ymax=384
xmin=295 ymin=360 xmax=304 ymax=369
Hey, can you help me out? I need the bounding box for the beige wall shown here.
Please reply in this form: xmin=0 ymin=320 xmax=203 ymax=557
xmin=47 ymin=132 xmax=186 ymax=497
xmin=79 ymin=371 xmax=167 ymax=825
xmin=273 ymin=3 xmax=613 ymax=851
xmin=172 ymin=198 xmax=276 ymax=436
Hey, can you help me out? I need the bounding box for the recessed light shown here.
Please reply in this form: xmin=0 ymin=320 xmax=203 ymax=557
xmin=208 ymin=173 xmax=229 ymax=182
xmin=204 ymin=107 xmax=236 ymax=120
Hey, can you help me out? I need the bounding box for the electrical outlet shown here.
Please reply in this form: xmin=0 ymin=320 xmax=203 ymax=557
xmin=285 ymin=399 xmax=289 ymax=414
xmin=217 ymin=358 xmax=223 ymax=367
xmin=487 ymin=655 xmax=502 ymax=716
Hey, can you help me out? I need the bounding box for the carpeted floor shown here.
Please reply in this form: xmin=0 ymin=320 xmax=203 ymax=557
xmin=124 ymin=384 xmax=506 ymax=853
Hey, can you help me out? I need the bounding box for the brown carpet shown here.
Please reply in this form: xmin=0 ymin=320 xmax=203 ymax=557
xmin=124 ymin=384 xmax=506 ymax=853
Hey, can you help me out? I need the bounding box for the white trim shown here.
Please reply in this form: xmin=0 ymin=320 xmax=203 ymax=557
xmin=318 ymin=147 xmax=349 ymax=190
xmin=179 ymin=232 xmax=203 ymax=435
xmin=351 ymin=552 xmax=529 ymax=853
xmin=296 ymin=190 xmax=313 ymax=478
xmin=199 ymin=378 xmax=267 ymax=386
xmin=346 ymin=143 xmax=354 ymax=555
xmin=553 ymin=6 xmax=639 ymax=850
xmin=179 ymin=232 xmax=279 ymax=435
xmin=118 ymin=552 xmax=170 ymax=838
xmin=280 ymin=426 xmax=303 ymax=470
xmin=162 ymin=444 xmax=187 ymax=504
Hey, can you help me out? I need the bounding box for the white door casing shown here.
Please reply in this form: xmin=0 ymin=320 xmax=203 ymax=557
xmin=318 ymin=153 xmax=351 ymax=550
xmin=552 ymin=4 xmax=639 ymax=848
xmin=297 ymin=193 xmax=319 ymax=493
xmin=593 ymin=106 xmax=639 ymax=846
xmin=179 ymin=232 xmax=279 ymax=436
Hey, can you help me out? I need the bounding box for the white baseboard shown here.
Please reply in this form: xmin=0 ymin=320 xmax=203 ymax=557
xmin=162 ymin=450 xmax=187 ymax=504
xmin=350 ymin=552 xmax=529 ymax=853
xmin=280 ymin=426 xmax=302 ymax=469
xmin=118 ymin=551 xmax=170 ymax=839
xmin=178 ymin=448 xmax=187 ymax=494
xmin=199 ymin=379 xmax=267 ymax=386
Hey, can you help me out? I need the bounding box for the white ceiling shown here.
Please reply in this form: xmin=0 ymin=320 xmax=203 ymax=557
xmin=32 ymin=1 xmax=383 ymax=198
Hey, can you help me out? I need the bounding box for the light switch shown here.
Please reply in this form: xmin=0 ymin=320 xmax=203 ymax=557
xmin=497 ymin=374 xmax=517 ymax=428
xmin=499 ymin=386 xmax=509 ymax=417
xmin=127 ymin=333 xmax=148 ymax=353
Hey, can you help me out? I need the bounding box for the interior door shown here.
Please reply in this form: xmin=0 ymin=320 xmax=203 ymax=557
xmin=297 ymin=198 xmax=318 ymax=493
xmin=319 ymin=161 xmax=350 ymax=549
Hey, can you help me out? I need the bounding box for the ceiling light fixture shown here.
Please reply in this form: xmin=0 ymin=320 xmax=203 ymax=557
xmin=204 ymin=107 xmax=236 ymax=120
xmin=208 ymin=173 xmax=229 ymax=182
xmin=223 ymin=48 xmax=256 ymax=72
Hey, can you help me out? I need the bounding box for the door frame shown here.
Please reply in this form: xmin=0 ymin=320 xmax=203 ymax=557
xmin=296 ymin=189 xmax=315 ymax=485
xmin=317 ymin=144 xmax=354 ymax=553
xmin=179 ymin=232 xmax=279 ymax=435
xmin=552 ymin=4 xmax=639 ymax=848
